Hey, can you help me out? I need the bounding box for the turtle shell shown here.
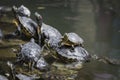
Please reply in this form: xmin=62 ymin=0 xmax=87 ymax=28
xmin=62 ymin=32 xmax=84 ymax=46
xmin=20 ymin=38 xmax=41 ymax=62
xmin=41 ymin=23 xmax=62 ymax=40
xmin=18 ymin=16 xmax=38 ymax=38
xmin=55 ymin=46 xmax=90 ymax=63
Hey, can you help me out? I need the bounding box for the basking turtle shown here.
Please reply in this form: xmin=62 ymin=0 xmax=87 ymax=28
xmin=13 ymin=38 xmax=48 ymax=71
xmin=54 ymin=45 xmax=91 ymax=69
xmin=34 ymin=12 xmax=62 ymax=46
xmin=56 ymin=46 xmax=90 ymax=62
xmin=12 ymin=5 xmax=40 ymax=40
xmin=60 ymin=32 xmax=84 ymax=47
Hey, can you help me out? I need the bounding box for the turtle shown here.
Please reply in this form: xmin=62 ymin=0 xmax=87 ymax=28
xmin=34 ymin=12 xmax=62 ymax=46
xmin=12 ymin=5 xmax=40 ymax=41
xmin=54 ymin=45 xmax=91 ymax=69
xmin=56 ymin=46 xmax=90 ymax=62
xmin=60 ymin=32 xmax=84 ymax=48
xmin=13 ymin=38 xmax=49 ymax=71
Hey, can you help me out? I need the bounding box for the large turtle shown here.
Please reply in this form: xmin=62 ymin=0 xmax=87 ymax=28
xmin=12 ymin=5 xmax=40 ymax=41
xmin=13 ymin=38 xmax=49 ymax=71
xmin=34 ymin=12 xmax=62 ymax=46
xmin=60 ymin=32 xmax=84 ymax=48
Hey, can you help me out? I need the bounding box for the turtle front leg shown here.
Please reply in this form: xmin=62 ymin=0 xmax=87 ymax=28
xmin=38 ymin=34 xmax=41 ymax=46
xmin=31 ymin=61 xmax=35 ymax=71
xmin=28 ymin=61 xmax=32 ymax=72
xmin=70 ymin=45 xmax=75 ymax=52
xmin=37 ymin=27 xmax=41 ymax=46
xmin=28 ymin=61 xmax=35 ymax=71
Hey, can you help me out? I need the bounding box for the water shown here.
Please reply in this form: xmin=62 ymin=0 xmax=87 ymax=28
xmin=0 ymin=0 xmax=120 ymax=80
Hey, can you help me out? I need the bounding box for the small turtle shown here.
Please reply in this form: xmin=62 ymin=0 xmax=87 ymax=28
xmin=13 ymin=38 xmax=48 ymax=71
xmin=12 ymin=5 xmax=40 ymax=40
xmin=34 ymin=12 xmax=62 ymax=46
xmin=61 ymin=32 xmax=84 ymax=47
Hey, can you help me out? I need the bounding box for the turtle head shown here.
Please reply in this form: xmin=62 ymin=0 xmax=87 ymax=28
xmin=17 ymin=5 xmax=31 ymax=17
xmin=12 ymin=5 xmax=17 ymax=11
xmin=12 ymin=5 xmax=31 ymax=17
xmin=60 ymin=33 xmax=69 ymax=46
xmin=35 ymin=12 xmax=43 ymax=26
xmin=30 ymin=38 xmax=35 ymax=43
xmin=36 ymin=57 xmax=50 ymax=71
xmin=12 ymin=5 xmax=18 ymax=14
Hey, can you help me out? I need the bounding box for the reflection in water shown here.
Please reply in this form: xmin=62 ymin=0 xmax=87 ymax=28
xmin=0 ymin=0 xmax=120 ymax=80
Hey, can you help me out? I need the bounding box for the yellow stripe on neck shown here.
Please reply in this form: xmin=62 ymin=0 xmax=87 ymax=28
xmin=12 ymin=19 xmax=19 ymax=27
